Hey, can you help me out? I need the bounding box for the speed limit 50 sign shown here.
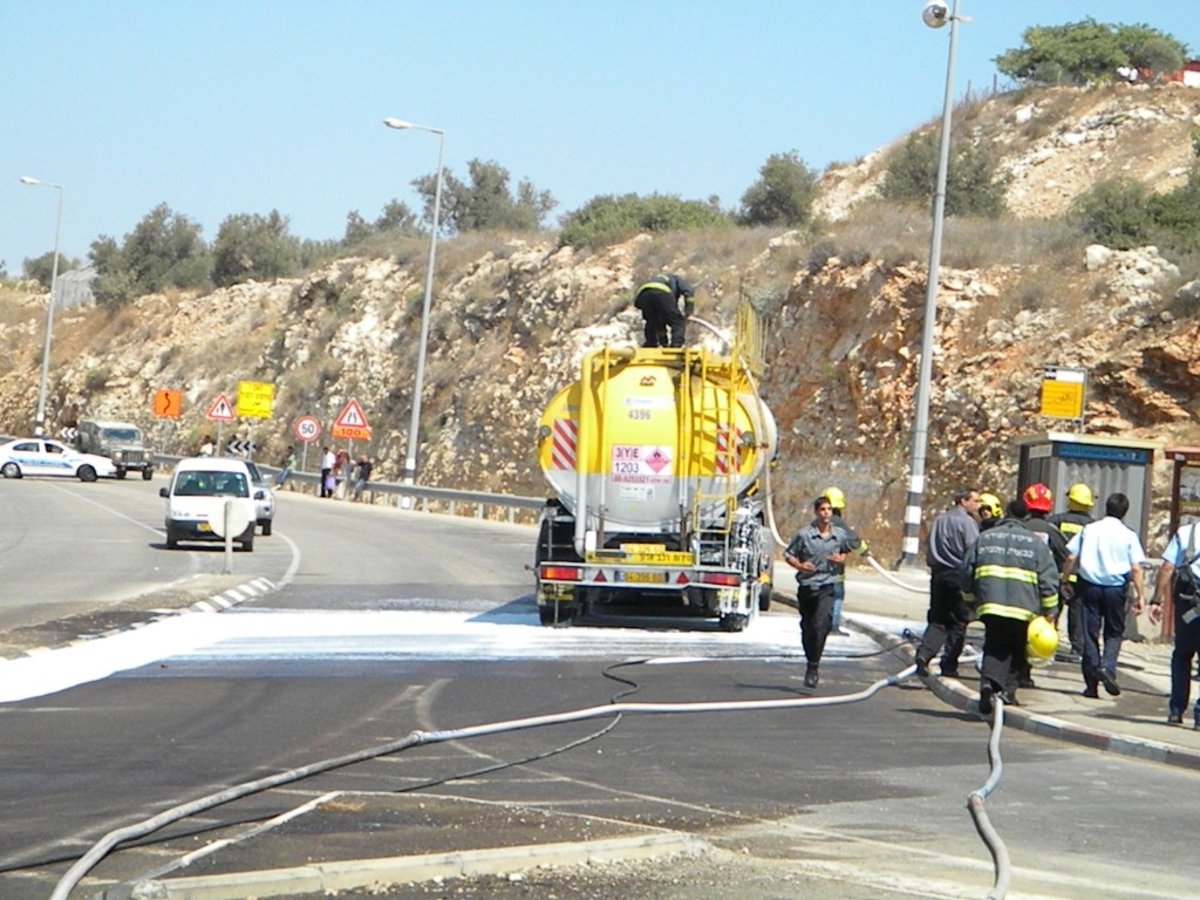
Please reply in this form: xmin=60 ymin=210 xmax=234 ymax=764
xmin=293 ymin=415 xmax=321 ymax=443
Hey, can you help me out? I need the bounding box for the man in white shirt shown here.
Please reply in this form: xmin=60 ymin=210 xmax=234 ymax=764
xmin=1149 ymin=519 xmax=1200 ymax=728
xmin=1061 ymin=492 xmax=1146 ymax=698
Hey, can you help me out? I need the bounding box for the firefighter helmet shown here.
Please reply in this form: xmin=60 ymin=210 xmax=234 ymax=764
xmin=1023 ymin=483 xmax=1053 ymax=514
xmin=1026 ymin=616 xmax=1059 ymax=661
xmin=1067 ymin=482 xmax=1094 ymax=510
xmin=823 ymin=486 xmax=846 ymax=510
xmin=979 ymin=492 xmax=1003 ymax=519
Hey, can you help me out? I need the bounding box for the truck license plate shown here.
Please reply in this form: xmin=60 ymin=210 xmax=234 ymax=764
xmin=617 ymin=571 xmax=667 ymax=584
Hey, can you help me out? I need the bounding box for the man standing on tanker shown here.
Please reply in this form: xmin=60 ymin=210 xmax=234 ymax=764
xmin=633 ymin=273 xmax=694 ymax=348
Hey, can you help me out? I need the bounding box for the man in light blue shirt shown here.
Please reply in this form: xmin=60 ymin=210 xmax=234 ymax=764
xmin=1149 ymin=520 xmax=1200 ymax=727
xmin=1061 ymin=493 xmax=1146 ymax=698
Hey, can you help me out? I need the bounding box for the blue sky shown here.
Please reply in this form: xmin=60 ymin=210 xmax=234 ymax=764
xmin=3 ymin=1 xmax=1197 ymax=273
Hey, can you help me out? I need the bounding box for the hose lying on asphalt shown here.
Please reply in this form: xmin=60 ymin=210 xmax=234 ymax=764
xmin=51 ymin=663 xmax=916 ymax=900
xmin=968 ymin=697 xmax=1013 ymax=900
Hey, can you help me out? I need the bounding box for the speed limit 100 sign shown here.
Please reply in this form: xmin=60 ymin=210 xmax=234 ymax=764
xmin=293 ymin=415 xmax=321 ymax=443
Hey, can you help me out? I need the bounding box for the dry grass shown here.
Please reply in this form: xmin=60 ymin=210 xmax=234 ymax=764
xmin=824 ymin=202 xmax=1087 ymax=272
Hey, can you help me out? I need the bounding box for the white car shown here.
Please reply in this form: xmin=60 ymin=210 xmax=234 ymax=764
xmin=159 ymin=457 xmax=261 ymax=551
xmin=0 ymin=438 xmax=117 ymax=482
xmin=242 ymin=460 xmax=276 ymax=535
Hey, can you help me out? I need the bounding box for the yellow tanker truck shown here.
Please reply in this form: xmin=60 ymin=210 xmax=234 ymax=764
xmin=533 ymin=305 xmax=778 ymax=630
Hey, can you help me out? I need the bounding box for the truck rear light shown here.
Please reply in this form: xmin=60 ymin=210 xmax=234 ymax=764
xmin=540 ymin=565 xmax=582 ymax=581
xmin=698 ymin=572 xmax=741 ymax=587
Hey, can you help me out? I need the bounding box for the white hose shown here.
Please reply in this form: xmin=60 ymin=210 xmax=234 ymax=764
xmin=51 ymin=666 xmax=916 ymax=899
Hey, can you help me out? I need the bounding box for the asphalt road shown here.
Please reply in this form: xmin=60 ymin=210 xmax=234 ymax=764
xmin=1 ymin=481 xmax=1198 ymax=899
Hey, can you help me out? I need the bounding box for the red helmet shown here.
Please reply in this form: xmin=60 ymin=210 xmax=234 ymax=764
xmin=1023 ymin=483 xmax=1053 ymax=513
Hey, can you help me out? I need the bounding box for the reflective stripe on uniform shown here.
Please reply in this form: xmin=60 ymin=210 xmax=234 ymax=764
xmin=636 ymin=280 xmax=671 ymax=295
xmin=975 ymin=564 xmax=1040 ymax=585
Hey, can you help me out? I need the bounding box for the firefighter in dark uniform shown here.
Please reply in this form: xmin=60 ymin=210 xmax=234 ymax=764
xmin=1018 ymin=483 xmax=1070 ymax=687
xmin=1048 ymin=482 xmax=1096 ymax=659
xmin=961 ymin=498 xmax=1060 ymax=714
xmin=633 ymin=274 xmax=694 ymax=348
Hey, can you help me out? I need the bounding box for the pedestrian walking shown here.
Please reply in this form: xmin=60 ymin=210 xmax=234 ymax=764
xmin=1048 ymin=482 xmax=1096 ymax=659
xmin=962 ymin=498 xmax=1060 ymax=713
xmin=352 ymin=454 xmax=374 ymax=501
xmin=818 ymin=486 xmax=871 ymax=636
xmin=1149 ymin=519 xmax=1200 ymax=728
xmin=276 ymin=445 xmax=296 ymax=488
xmin=1061 ymin=492 xmax=1147 ymax=698
xmin=320 ymin=446 xmax=335 ymax=499
xmin=784 ymin=495 xmax=857 ymax=688
xmin=632 ymin=273 xmax=694 ymax=348
xmin=198 ymin=435 xmax=215 ymax=457
xmin=914 ymin=488 xmax=981 ymax=678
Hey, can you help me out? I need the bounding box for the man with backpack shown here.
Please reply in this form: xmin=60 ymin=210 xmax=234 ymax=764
xmin=1149 ymin=519 xmax=1200 ymax=728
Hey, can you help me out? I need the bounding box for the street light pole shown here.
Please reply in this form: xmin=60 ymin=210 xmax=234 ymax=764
xmin=20 ymin=176 xmax=65 ymax=437
xmin=899 ymin=1 xmax=962 ymax=566
xmin=383 ymin=118 xmax=445 ymax=490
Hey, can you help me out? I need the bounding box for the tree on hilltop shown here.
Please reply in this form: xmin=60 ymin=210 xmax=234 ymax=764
xmin=880 ymin=131 xmax=1009 ymax=218
xmin=737 ymin=151 xmax=819 ymax=228
xmin=995 ymin=19 xmax=1186 ymax=86
xmin=212 ymin=210 xmax=301 ymax=287
xmin=558 ymin=193 xmax=733 ymax=248
xmin=412 ymin=159 xmax=556 ymax=233
xmin=90 ymin=204 xmax=211 ymax=306
xmin=22 ymin=251 xmax=83 ymax=289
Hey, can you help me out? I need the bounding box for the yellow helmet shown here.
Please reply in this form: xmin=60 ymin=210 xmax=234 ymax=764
xmin=979 ymin=492 xmax=1003 ymax=519
xmin=823 ymin=486 xmax=846 ymax=510
xmin=1067 ymin=483 xmax=1094 ymax=510
xmin=1026 ymin=616 xmax=1059 ymax=661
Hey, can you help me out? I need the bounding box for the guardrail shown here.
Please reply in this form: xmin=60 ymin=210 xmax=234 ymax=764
xmin=153 ymin=455 xmax=547 ymax=524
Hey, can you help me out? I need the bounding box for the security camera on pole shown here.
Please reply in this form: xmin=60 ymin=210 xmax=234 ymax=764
xmin=897 ymin=0 xmax=967 ymax=568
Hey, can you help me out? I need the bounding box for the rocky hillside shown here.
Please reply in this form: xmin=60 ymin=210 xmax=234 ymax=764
xmin=2 ymin=82 xmax=1199 ymax=557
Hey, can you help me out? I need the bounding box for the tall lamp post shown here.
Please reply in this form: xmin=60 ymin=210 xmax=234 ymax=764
xmin=383 ymin=117 xmax=445 ymax=491
xmin=898 ymin=0 xmax=963 ymax=567
xmin=19 ymin=175 xmax=65 ymax=437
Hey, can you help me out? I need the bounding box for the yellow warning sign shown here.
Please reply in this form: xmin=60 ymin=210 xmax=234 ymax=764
xmin=236 ymin=381 xmax=274 ymax=419
xmin=1039 ymin=367 xmax=1086 ymax=419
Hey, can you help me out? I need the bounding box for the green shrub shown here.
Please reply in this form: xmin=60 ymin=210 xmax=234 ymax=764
xmin=83 ymin=367 xmax=110 ymax=392
xmin=880 ymin=131 xmax=1009 ymax=218
xmin=559 ymin=193 xmax=734 ymax=248
xmin=737 ymin=151 xmax=818 ymax=228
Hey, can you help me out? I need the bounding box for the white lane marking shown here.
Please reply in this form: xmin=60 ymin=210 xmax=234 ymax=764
xmin=0 ymin=610 xmax=878 ymax=704
xmin=275 ymin=531 xmax=302 ymax=588
xmin=47 ymin=482 xmax=166 ymax=537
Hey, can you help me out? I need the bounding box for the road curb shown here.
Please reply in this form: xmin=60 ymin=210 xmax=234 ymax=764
xmin=850 ymin=618 xmax=1200 ymax=773
xmin=130 ymin=832 xmax=710 ymax=899
xmin=187 ymin=577 xmax=277 ymax=614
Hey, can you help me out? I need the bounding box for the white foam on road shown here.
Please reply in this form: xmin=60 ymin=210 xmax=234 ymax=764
xmin=0 ymin=609 xmax=885 ymax=703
